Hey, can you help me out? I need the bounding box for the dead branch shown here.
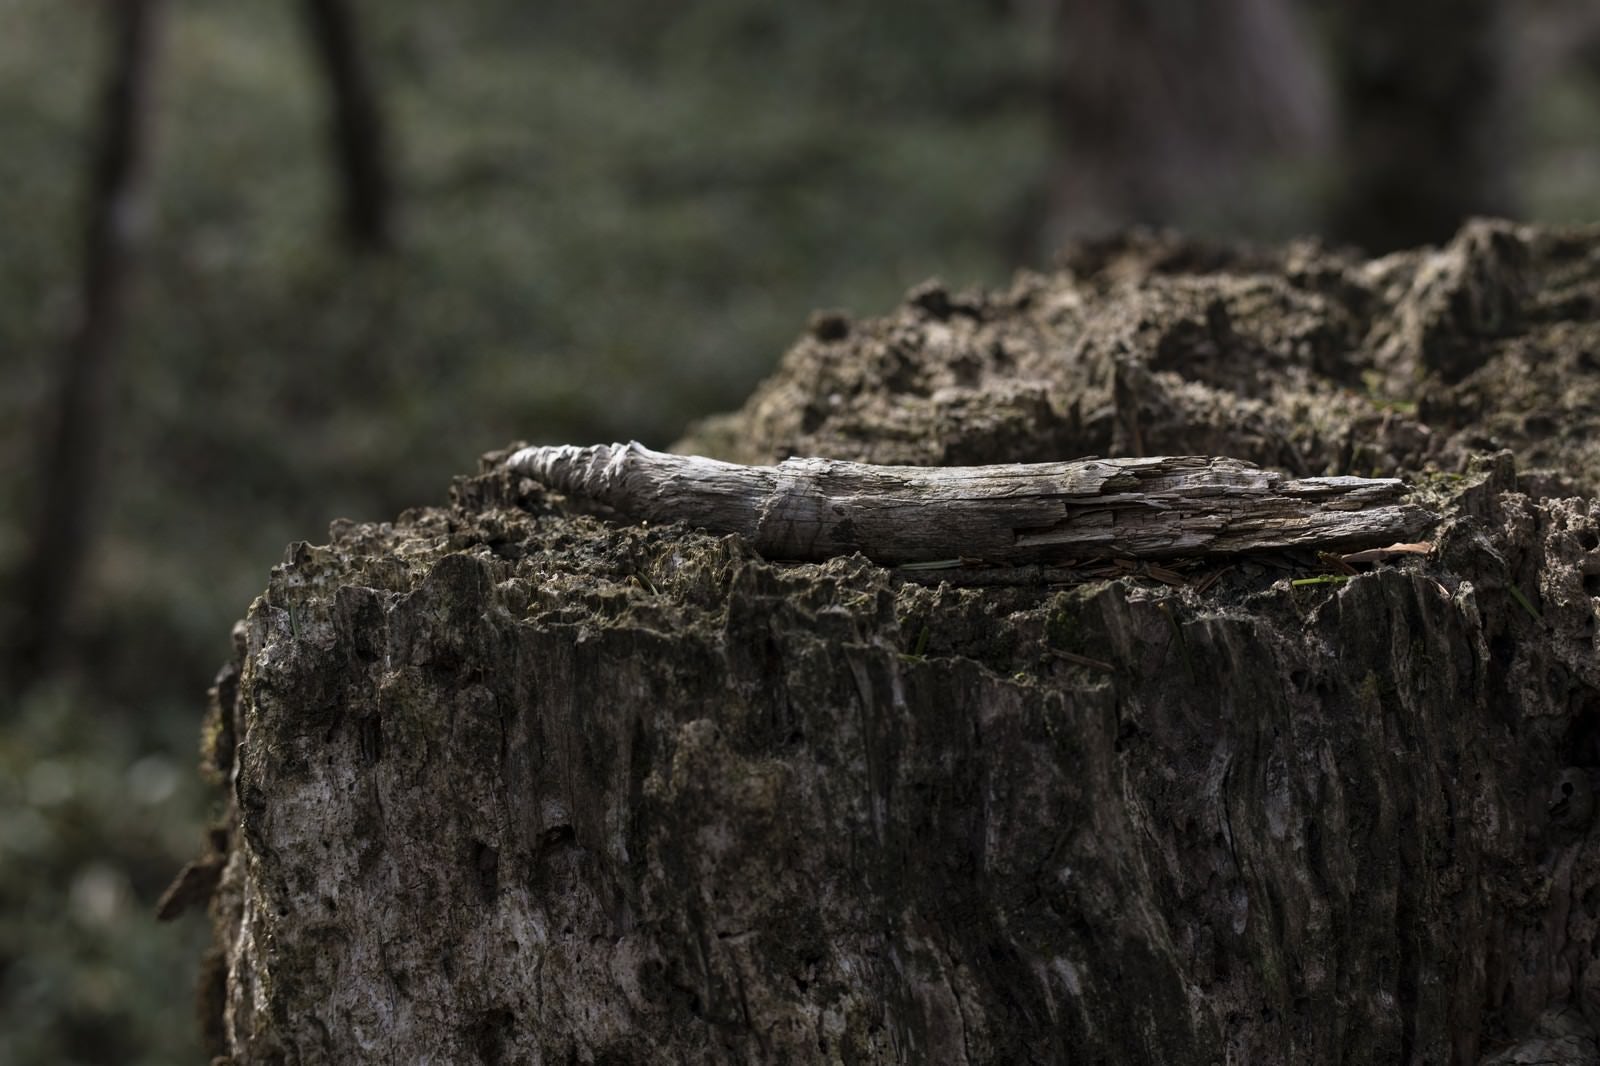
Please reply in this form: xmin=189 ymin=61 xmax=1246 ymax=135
xmin=506 ymin=442 xmax=1438 ymax=564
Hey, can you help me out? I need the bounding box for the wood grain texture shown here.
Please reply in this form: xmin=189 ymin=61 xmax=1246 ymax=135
xmin=506 ymin=441 xmax=1438 ymax=563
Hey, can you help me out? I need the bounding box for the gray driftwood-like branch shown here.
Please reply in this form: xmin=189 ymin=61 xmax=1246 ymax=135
xmin=505 ymin=442 xmax=1438 ymax=564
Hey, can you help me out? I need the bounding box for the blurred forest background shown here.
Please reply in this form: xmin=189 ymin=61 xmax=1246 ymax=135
xmin=4 ymin=0 xmax=1600 ymax=1061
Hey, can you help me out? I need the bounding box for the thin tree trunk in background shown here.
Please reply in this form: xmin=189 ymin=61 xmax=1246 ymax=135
xmin=1326 ymin=0 xmax=1509 ymax=253
xmin=1035 ymin=0 xmax=1328 ymax=254
xmin=299 ymin=0 xmax=394 ymax=252
xmin=12 ymin=0 xmax=164 ymax=691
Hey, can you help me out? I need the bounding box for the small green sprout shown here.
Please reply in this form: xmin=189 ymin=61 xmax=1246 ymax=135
xmin=1508 ymin=583 xmax=1543 ymax=623
xmin=1290 ymin=575 xmax=1352 ymax=588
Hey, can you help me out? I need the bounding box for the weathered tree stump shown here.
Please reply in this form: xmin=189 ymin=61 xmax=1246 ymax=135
xmin=189 ymin=221 xmax=1600 ymax=1064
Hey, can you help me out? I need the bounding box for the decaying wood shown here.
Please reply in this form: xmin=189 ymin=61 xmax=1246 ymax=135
xmin=200 ymin=224 xmax=1600 ymax=1065
xmin=506 ymin=441 xmax=1437 ymax=563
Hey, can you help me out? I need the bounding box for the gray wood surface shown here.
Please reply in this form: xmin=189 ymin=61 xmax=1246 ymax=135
xmin=506 ymin=442 xmax=1437 ymax=563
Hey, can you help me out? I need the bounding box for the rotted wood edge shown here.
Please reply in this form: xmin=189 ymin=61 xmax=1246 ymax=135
xmin=505 ymin=441 xmax=1439 ymax=564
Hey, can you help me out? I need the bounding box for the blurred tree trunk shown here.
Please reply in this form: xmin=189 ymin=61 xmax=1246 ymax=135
xmin=1034 ymin=0 xmax=1328 ymax=255
xmin=299 ymin=0 xmax=394 ymax=252
xmin=1325 ymin=0 xmax=1510 ymax=253
xmin=12 ymin=0 xmax=165 ymax=691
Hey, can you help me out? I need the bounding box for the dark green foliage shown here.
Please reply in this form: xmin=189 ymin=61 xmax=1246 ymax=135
xmin=0 ymin=687 xmax=211 ymax=1066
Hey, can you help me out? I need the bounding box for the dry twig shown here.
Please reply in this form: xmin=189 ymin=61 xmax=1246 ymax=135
xmin=507 ymin=442 xmax=1438 ymax=565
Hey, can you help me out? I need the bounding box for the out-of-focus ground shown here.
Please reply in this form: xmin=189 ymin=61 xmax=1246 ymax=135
xmin=2 ymin=1 xmax=1599 ymax=1062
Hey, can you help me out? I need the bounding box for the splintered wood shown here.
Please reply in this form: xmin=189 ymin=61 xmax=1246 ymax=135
xmin=506 ymin=441 xmax=1438 ymax=565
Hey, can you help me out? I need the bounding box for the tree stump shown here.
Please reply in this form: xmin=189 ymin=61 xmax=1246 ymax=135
xmin=190 ymin=221 xmax=1600 ymax=1064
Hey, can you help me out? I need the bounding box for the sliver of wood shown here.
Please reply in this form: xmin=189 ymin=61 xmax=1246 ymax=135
xmin=506 ymin=442 xmax=1438 ymax=565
